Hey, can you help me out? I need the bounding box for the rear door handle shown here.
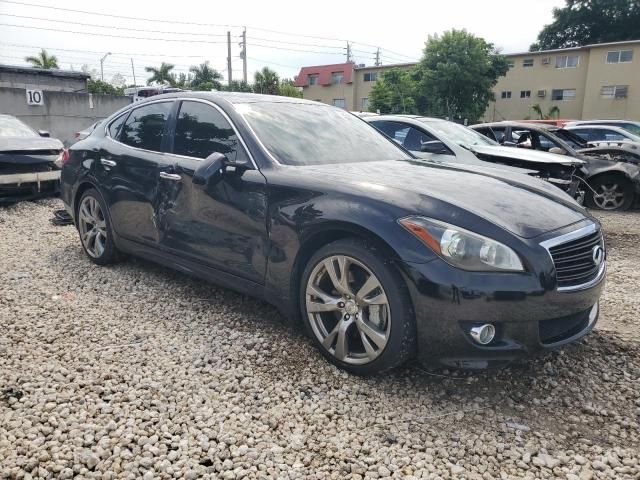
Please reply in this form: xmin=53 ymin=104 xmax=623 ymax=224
xmin=100 ymin=158 xmax=117 ymax=167
xmin=159 ymin=171 xmax=181 ymax=181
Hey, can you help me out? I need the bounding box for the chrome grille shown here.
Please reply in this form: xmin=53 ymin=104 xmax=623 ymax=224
xmin=546 ymin=229 xmax=604 ymax=289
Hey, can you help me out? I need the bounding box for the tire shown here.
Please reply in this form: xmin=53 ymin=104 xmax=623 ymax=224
xmin=585 ymin=174 xmax=635 ymax=211
xmin=76 ymin=188 xmax=119 ymax=265
xmin=299 ymin=237 xmax=416 ymax=375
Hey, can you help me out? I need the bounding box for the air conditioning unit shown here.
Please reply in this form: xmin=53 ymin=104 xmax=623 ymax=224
xmin=541 ymin=57 xmax=551 ymax=65
xmin=537 ymin=90 xmax=547 ymax=97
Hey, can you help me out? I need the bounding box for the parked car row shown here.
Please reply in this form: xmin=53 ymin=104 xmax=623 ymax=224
xmin=60 ymin=92 xmax=606 ymax=374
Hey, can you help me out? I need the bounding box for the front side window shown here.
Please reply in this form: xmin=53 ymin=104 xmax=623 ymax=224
xmin=173 ymin=101 xmax=244 ymax=161
xmin=551 ymin=88 xmax=576 ymax=101
xmin=523 ymin=59 xmax=534 ymax=67
xmin=237 ymin=103 xmax=410 ymax=166
xmin=556 ymin=55 xmax=579 ymax=68
xmin=333 ymin=98 xmax=346 ymax=109
xmin=308 ymin=74 xmax=318 ymax=86
xmin=331 ymin=72 xmax=344 ymax=84
xmin=607 ymin=49 xmax=633 ymax=64
xmin=119 ymin=101 xmax=172 ymax=152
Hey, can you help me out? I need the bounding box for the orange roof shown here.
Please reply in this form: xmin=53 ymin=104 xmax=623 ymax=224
xmin=294 ymin=63 xmax=353 ymax=87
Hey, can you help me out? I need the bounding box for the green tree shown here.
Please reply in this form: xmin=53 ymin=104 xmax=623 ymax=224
xmin=254 ymin=67 xmax=279 ymax=95
xmin=413 ymin=30 xmax=509 ymax=122
xmin=278 ymin=78 xmax=302 ymax=98
xmin=174 ymin=72 xmax=193 ymax=89
xmin=368 ymin=68 xmax=417 ymax=114
xmin=87 ymin=79 xmax=125 ymax=95
xmin=189 ymin=61 xmax=223 ymax=90
xmin=145 ymin=62 xmax=176 ymax=86
xmin=531 ymin=0 xmax=640 ymax=51
xmin=224 ymin=80 xmax=253 ymax=93
xmin=25 ymin=49 xmax=59 ymax=69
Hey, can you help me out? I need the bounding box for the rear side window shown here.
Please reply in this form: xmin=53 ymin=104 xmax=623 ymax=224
xmin=120 ymin=102 xmax=172 ymax=152
xmin=173 ymin=101 xmax=245 ymax=161
xmin=108 ymin=113 xmax=128 ymax=139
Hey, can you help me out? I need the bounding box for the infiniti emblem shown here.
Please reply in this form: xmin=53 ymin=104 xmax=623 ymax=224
xmin=592 ymin=245 xmax=604 ymax=267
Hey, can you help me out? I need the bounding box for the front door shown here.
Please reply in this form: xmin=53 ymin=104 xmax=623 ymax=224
xmin=98 ymin=100 xmax=175 ymax=246
xmin=158 ymin=100 xmax=269 ymax=284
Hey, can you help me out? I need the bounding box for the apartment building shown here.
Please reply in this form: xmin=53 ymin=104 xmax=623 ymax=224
xmin=294 ymin=62 xmax=416 ymax=111
xmin=485 ymin=39 xmax=640 ymax=121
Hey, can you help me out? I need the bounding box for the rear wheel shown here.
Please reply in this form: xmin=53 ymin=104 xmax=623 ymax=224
xmin=586 ymin=175 xmax=635 ymax=211
xmin=77 ymin=188 xmax=119 ymax=265
xmin=300 ymin=238 xmax=415 ymax=375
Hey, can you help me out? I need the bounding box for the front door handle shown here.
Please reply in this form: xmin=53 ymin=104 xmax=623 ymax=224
xmin=159 ymin=171 xmax=181 ymax=181
xmin=100 ymin=158 xmax=117 ymax=167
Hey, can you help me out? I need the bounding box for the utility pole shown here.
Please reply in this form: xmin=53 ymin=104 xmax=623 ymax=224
xmin=375 ymin=48 xmax=380 ymax=66
xmin=346 ymin=42 xmax=352 ymax=63
xmin=130 ymin=58 xmax=137 ymax=86
xmin=100 ymin=52 xmax=111 ymax=81
xmin=240 ymin=27 xmax=247 ymax=84
xmin=227 ymin=31 xmax=233 ymax=86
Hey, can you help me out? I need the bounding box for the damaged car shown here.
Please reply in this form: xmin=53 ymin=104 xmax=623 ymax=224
xmin=365 ymin=115 xmax=585 ymax=200
xmin=62 ymin=93 xmax=605 ymax=374
xmin=0 ymin=114 xmax=66 ymax=204
xmin=472 ymin=122 xmax=640 ymax=211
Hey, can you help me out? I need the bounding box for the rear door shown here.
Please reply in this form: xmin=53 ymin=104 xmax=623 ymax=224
xmin=158 ymin=99 xmax=269 ymax=283
xmin=98 ymin=100 xmax=175 ymax=245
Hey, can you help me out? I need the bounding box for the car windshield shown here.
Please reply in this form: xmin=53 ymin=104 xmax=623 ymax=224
xmin=420 ymin=119 xmax=498 ymax=147
xmin=237 ymin=102 xmax=411 ymax=165
xmin=620 ymin=124 xmax=640 ymax=136
xmin=0 ymin=116 xmax=38 ymax=138
xmin=553 ymin=129 xmax=588 ymax=149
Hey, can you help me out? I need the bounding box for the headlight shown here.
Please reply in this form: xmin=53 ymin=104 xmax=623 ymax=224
xmin=399 ymin=216 xmax=524 ymax=272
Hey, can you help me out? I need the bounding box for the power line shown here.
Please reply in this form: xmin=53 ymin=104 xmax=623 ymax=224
xmin=0 ymin=13 xmax=229 ymax=37
xmin=251 ymin=43 xmax=343 ymax=55
xmin=248 ymin=35 xmax=344 ymax=50
xmin=246 ymin=57 xmax=300 ymax=70
xmin=0 ymin=22 xmax=229 ymax=44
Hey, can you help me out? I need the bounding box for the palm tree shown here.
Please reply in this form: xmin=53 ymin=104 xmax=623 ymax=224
xmin=189 ymin=61 xmax=222 ymax=91
xmin=254 ymin=67 xmax=279 ymax=95
xmin=145 ymin=62 xmax=176 ymax=86
xmin=531 ymin=103 xmax=544 ymax=120
xmin=25 ymin=49 xmax=59 ymax=69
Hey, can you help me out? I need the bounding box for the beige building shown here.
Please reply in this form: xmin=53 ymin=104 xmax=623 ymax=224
xmin=294 ymin=62 xmax=416 ymax=111
xmin=485 ymin=39 xmax=640 ymax=121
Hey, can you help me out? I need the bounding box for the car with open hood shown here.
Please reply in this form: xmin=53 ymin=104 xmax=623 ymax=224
xmin=364 ymin=115 xmax=585 ymax=200
xmin=472 ymin=121 xmax=640 ymax=210
xmin=61 ymin=93 xmax=605 ymax=374
xmin=0 ymin=114 xmax=66 ymax=204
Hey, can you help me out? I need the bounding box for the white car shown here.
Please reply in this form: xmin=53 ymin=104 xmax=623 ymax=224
xmin=564 ymin=120 xmax=640 ymax=137
xmin=565 ymin=124 xmax=640 ymax=147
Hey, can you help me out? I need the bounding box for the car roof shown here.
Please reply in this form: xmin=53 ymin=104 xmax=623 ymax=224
xmin=565 ymin=124 xmax=629 ymax=131
xmin=365 ymin=114 xmax=448 ymax=123
xmin=472 ymin=121 xmax=558 ymax=132
xmin=568 ymin=119 xmax=639 ymax=125
xmin=141 ymin=91 xmax=319 ymax=106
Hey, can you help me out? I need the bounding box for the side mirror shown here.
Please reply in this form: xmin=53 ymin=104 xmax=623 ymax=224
xmin=193 ymin=152 xmax=227 ymax=186
xmin=420 ymin=140 xmax=448 ymax=154
xmin=38 ymin=130 xmax=50 ymax=138
xmin=548 ymin=147 xmax=567 ymax=155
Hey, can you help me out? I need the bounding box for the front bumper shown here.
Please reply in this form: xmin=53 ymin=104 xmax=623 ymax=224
xmin=0 ymin=170 xmax=61 ymax=204
xmin=402 ymin=256 xmax=605 ymax=369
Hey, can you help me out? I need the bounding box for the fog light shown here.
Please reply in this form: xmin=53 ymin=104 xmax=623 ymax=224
xmin=469 ymin=324 xmax=496 ymax=345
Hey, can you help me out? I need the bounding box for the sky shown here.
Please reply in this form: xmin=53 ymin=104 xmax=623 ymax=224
xmin=0 ymin=0 xmax=565 ymax=86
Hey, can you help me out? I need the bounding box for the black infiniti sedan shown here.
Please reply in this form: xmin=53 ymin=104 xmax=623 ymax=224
xmin=61 ymin=93 xmax=605 ymax=374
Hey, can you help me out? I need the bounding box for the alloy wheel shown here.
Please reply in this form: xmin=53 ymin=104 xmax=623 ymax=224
xmin=593 ymin=183 xmax=625 ymax=210
xmin=305 ymin=255 xmax=391 ymax=365
xmin=78 ymin=196 xmax=108 ymax=258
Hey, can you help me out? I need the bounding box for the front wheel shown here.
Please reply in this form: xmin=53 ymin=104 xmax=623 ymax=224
xmin=300 ymin=238 xmax=416 ymax=375
xmin=586 ymin=175 xmax=635 ymax=211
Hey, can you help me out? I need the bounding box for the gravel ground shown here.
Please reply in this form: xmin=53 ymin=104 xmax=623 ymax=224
xmin=1 ymin=199 xmax=639 ymax=480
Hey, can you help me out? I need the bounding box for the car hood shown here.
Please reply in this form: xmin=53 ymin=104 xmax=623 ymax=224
xmin=296 ymin=160 xmax=589 ymax=239
xmin=0 ymin=136 xmax=64 ymax=153
xmin=470 ymin=145 xmax=584 ymax=166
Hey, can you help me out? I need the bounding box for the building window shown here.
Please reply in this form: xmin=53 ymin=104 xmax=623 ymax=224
xmin=333 ymin=98 xmax=346 ymax=108
xmin=331 ymin=72 xmax=344 ymax=84
xmin=607 ymin=50 xmax=633 ymax=64
xmin=520 ymin=90 xmax=531 ymax=99
xmin=555 ymin=55 xmax=579 ymax=68
xmin=523 ymin=59 xmax=534 ymax=67
xmin=501 ymin=91 xmax=512 ymax=99
xmin=551 ymin=88 xmax=576 ymax=101
xmin=361 ymin=97 xmax=369 ymax=110
xmin=601 ymin=85 xmax=629 ymax=98
xmin=507 ymin=60 xmax=514 ymax=68
xmin=363 ymin=72 xmax=378 ymax=82
xmin=308 ymin=74 xmax=318 ymax=86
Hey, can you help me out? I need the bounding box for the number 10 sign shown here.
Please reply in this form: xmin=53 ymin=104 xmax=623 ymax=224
xmin=26 ymin=89 xmax=44 ymax=106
